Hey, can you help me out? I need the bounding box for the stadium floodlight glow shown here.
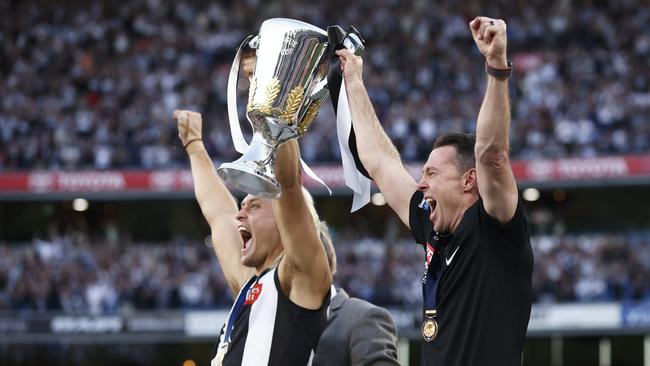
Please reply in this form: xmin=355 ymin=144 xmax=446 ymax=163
xmin=522 ymin=188 xmax=540 ymax=202
xmin=371 ymin=192 xmax=387 ymax=206
xmin=72 ymin=198 xmax=89 ymax=212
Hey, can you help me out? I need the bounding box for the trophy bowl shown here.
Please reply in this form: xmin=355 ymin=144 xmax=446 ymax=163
xmin=217 ymin=18 xmax=330 ymax=197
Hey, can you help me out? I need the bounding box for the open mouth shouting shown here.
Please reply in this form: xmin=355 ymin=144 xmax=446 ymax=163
xmin=425 ymin=196 xmax=437 ymax=223
xmin=238 ymin=226 xmax=253 ymax=255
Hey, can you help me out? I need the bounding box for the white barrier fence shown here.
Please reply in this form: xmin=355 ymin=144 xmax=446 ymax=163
xmin=2 ymin=303 xmax=650 ymax=365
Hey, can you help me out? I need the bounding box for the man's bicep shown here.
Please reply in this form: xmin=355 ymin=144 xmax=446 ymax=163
xmin=373 ymin=160 xmax=417 ymax=228
xmin=272 ymin=187 xmax=331 ymax=306
xmin=476 ymin=156 xmax=519 ymax=224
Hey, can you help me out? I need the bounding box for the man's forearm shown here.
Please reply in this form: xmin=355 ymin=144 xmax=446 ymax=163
xmin=187 ymin=143 xmax=238 ymax=222
xmin=345 ymin=78 xmax=402 ymax=176
xmin=475 ymin=76 xmax=510 ymax=159
xmin=273 ymin=141 xmax=332 ymax=305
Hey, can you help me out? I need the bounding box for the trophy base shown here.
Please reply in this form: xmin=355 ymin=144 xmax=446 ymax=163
xmin=217 ymin=162 xmax=281 ymax=198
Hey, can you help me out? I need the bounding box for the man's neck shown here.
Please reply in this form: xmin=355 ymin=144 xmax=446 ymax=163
xmin=254 ymin=253 xmax=283 ymax=275
xmin=450 ymin=196 xmax=479 ymax=233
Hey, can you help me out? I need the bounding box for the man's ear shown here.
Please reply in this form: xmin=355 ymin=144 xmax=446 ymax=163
xmin=463 ymin=168 xmax=477 ymax=192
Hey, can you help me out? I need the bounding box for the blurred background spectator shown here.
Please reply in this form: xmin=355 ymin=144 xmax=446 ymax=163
xmin=1 ymin=0 xmax=649 ymax=171
xmin=2 ymin=223 xmax=649 ymax=313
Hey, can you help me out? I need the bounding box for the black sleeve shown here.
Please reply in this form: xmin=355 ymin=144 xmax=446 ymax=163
xmin=409 ymin=190 xmax=432 ymax=246
xmin=478 ymin=198 xmax=530 ymax=250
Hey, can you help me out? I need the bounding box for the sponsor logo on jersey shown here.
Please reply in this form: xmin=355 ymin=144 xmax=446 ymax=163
xmin=245 ymin=283 xmax=263 ymax=305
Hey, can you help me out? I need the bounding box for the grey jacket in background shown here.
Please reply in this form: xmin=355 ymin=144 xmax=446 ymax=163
xmin=313 ymin=288 xmax=401 ymax=366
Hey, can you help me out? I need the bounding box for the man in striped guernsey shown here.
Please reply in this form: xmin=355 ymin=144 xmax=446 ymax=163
xmin=174 ymin=110 xmax=332 ymax=366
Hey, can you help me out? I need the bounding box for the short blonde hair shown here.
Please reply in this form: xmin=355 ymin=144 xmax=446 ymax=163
xmin=301 ymin=187 xmax=321 ymax=233
xmin=318 ymin=220 xmax=337 ymax=276
xmin=301 ymin=187 xmax=337 ymax=275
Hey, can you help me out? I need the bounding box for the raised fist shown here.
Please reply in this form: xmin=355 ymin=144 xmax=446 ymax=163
xmin=469 ymin=17 xmax=508 ymax=69
xmin=174 ymin=109 xmax=203 ymax=147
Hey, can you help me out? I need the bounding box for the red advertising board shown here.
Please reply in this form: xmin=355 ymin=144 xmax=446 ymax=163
xmin=1 ymin=154 xmax=649 ymax=195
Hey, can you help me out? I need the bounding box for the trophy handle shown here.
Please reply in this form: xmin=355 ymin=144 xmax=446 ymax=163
xmin=227 ymin=33 xmax=259 ymax=155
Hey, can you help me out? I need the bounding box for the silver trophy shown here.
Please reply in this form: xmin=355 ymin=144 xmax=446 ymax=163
xmin=217 ymin=18 xmax=364 ymax=197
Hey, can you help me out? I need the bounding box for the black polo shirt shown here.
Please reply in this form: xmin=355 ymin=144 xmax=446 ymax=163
xmin=409 ymin=191 xmax=533 ymax=366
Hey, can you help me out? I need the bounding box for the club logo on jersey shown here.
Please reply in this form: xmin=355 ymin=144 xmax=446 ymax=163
xmin=245 ymin=283 xmax=263 ymax=305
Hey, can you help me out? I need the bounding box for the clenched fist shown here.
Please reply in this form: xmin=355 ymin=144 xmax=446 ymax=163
xmin=469 ymin=17 xmax=508 ymax=69
xmin=174 ymin=109 xmax=203 ymax=148
xmin=335 ymin=48 xmax=364 ymax=85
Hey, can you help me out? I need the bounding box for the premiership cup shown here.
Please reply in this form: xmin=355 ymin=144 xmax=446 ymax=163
xmin=217 ymin=18 xmax=363 ymax=197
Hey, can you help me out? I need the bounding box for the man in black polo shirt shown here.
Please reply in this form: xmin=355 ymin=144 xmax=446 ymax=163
xmin=336 ymin=16 xmax=533 ymax=365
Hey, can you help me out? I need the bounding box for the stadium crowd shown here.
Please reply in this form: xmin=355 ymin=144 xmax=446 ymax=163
xmin=1 ymin=0 xmax=650 ymax=170
xmin=1 ymin=227 xmax=650 ymax=313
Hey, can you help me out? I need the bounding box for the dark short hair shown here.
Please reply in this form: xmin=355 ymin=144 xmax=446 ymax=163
xmin=432 ymin=132 xmax=476 ymax=173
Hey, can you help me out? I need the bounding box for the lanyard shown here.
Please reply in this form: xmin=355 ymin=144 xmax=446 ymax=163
xmin=224 ymin=277 xmax=255 ymax=343
xmin=423 ymin=232 xmax=450 ymax=312
xmin=421 ymin=234 xmax=443 ymax=342
xmin=223 ymin=267 xmax=271 ymax=343
xmin=423 ymin=248 xmax=441 ymax=312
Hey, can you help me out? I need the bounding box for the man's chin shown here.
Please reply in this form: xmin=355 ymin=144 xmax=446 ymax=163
xmin=431 ymin=220 xmax=443 ymax=233
xmin=429 ymin=217 xmax=438 ymax=232
xmin=240 ymin=251 xmax=255 ymax=266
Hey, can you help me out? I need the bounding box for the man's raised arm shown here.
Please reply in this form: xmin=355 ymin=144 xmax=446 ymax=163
xmin=273 ymin=140 xmax=331 ymax=310
xmin=174 ymin=110 xmax=254 ymax=294
xmin=336 ymin=49 xmax=417 ymax=227
xmin=469 ymin=17 xmax=519 ymax=223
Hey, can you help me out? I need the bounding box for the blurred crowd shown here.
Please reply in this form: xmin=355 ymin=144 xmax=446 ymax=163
xmin=532 ymin=232 xmax=650 ymax=303
xmin=1 ymin=0 xmax=649 ymax=170
xmin=0 ymin=235 xmax=233 ymax=313
xmin=2 ymin=229 xmax=650 ymax=313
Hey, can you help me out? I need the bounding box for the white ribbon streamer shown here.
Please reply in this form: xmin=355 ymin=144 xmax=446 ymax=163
xmin=226 ymin=44 xmax=251 ymax=155
xmin=336 ymin=79 xmax=371 ymax=212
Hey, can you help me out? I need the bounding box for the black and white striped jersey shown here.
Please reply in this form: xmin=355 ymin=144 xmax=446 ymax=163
xmin=211 ymin=266 xmax=330 ymax=366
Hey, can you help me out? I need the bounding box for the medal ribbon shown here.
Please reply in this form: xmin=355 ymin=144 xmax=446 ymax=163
xmin=423 ymin=230 xmax=453 ymax=312
xmin=423 ymin=239 xmax=441 ymax=312
xmin=222 ymin=267 xmax=272 ymax=345
xmin=223 ymin=276 xmax=256 ymax=344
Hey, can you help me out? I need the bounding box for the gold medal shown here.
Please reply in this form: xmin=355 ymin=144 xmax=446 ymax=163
xmin=212 ymin=342 xmax=229 ymax=366
xmin=422 ymin=317 xmax=439 ymax=342
xmin=422 ymin=309 xmax=438 ymax=342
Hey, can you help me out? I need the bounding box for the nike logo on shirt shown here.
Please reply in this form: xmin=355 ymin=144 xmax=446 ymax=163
xmin=445 ymin=246 xmax=460 ymax=266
